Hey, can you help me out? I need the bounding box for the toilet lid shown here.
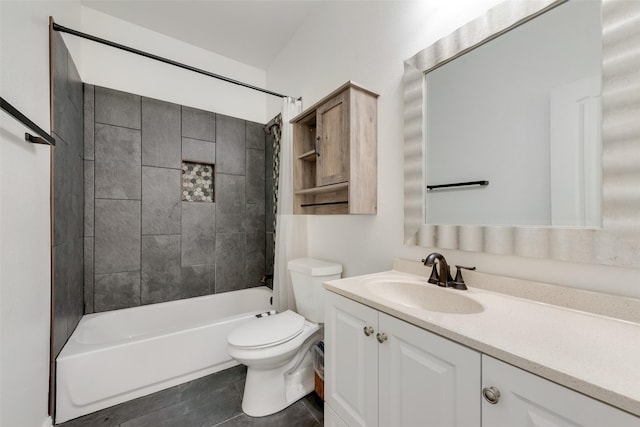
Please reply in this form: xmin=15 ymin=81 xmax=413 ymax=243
xmin=228 ymin=310 xmax=305 ymax=349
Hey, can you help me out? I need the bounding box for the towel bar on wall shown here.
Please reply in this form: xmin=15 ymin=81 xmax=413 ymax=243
xmin=427 ymin=180 xmax=489 ymax=191
xmin=0 ymin=97 xmax=55 ymax=146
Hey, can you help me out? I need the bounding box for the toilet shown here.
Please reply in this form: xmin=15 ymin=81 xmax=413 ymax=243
xmin=227 ymin=258 xmax=342 ymax=417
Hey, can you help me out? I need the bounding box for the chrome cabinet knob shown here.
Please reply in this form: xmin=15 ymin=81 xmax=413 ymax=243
xmin=482 ymin=386 xmax=501 ymax=404
xmin=363 ymin=326 xmax=374 ymax=336
xmin=376 ymin=332 xmax=388 ymax=343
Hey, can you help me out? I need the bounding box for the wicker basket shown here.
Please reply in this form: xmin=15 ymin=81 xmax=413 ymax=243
xmin=314 ymin=371 xmax=325 ymax=401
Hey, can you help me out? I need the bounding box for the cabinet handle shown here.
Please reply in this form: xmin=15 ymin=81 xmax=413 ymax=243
xmin=315 ymin=136 xmax=320 ymax=157
xmin=482 ymin=386 xmax=501 ymax=404
xmin=363 ymin=326 xmax=374 ymax=336
xmin=376 ymin=332 xmax=388 ymax=343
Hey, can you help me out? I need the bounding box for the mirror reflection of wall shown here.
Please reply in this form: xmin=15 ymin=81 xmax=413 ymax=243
xmin=425 ymin=0 xmax=602 ymax=227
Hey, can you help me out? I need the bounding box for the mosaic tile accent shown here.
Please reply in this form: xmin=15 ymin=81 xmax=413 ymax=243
xmin=182 ymin=161 xmax=214 ymax=202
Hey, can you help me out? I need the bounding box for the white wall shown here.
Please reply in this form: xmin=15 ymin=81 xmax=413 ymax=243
xmin=266 ymin=0 xmax=640 ymax=298
xmin=0 ymin=2 xmax=81 ymax=426
xmin=79 ymin=6 xmax=268 ymax=124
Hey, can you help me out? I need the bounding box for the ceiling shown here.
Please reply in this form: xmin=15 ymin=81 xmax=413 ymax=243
xmin=81 ymin=0 xmax=323 ymax=69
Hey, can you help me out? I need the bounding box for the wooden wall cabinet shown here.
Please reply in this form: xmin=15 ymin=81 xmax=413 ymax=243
xmin=291 ymin=81 xmax=378 ymax=214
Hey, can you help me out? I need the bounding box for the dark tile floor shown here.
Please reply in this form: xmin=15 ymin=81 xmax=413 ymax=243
xmin=57 ymin=365 xmax=323 ymax=427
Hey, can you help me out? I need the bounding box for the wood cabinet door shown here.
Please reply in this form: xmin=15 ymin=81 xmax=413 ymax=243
xmin=378 ymin=313 xmax=481 ymax=427
xmin=325 ymin=292 xmax=379 ymax=427
xmin=482 ymin=355 xmax=640 ymax=427
xmin=316 ymin=91 xmax=349 ymax=186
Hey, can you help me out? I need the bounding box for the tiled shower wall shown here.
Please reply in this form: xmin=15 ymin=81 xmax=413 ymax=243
xmin=84 ymin=85 xmax=269 ymax=313
xmin=52 ymin=31 xmax=84 ymax=358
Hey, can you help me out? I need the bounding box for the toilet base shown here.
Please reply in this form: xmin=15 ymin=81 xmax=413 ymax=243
xmin=241 ymin=342 xmax=317 ymax=417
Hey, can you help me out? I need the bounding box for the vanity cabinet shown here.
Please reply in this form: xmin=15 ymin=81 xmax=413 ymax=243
xmin=325 ymin=292 xmax=481 ymax=427
xmin=325 ymin=291 xmax=640 ymax=427
xmin=291 ymin=81 xmax=378 ymax=215
xmin=482 ymin=356 xmax=639 ymax=427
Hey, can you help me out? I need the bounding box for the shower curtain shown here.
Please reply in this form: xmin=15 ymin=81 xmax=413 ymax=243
xmin=273 ymin=96 xmax=306 ymax=312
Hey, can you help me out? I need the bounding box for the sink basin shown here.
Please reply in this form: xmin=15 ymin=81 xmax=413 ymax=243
xmin=366 ymin=279 xmax=484 ymax=314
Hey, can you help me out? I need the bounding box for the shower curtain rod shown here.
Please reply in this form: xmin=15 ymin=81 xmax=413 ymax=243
xmin=52 ymin=21 xmax=296 ymax=99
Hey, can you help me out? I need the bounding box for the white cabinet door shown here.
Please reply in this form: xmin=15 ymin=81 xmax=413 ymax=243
xmin=482 ymin=356 xmax=640 ymax=427
xmin=378 ymin=313 xmax=481 ymax=427
xmin=325 ymin=292 xmax=379 ymax=427
xmin=325 ymin=403 xmax=349 ymax=427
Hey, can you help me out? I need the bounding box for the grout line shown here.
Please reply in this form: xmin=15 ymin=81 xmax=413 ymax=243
xmin=211 ymin=413 xmax=244 ymax=427
xmin=94 ymin=120 xmax=142 ymax=132
xmin=139 ymin=95 xmax=143 ymax=307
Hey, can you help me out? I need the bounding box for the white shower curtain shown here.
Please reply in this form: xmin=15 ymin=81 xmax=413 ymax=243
xmin=273 ymin=96 xmax=306 ymax=312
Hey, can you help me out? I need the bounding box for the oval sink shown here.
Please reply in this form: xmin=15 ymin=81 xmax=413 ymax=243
xmin=366 ymin=280 xmax=484 ymax=314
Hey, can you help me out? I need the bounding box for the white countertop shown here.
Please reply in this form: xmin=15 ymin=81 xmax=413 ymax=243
xmin=323 ymin=269 xmax=640 ymax=417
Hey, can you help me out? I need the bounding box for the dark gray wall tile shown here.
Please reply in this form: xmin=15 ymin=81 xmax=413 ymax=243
xmin=52 ymin=32 xmax=68 ymax=141
xmin=246 ymin=121 xmax=265 ymax=151
xmin=141 ymin=235 xmax=181 ymax=305
xmin=142 ymin=167 xmax=181 ymax=235
xmin=70 ymin=194 xmax=83 ymax=241
xmin=83 ymin=84 xmax=95 ymax=160
xmin=181 ymin=202 xmax=215 ymax=266
xmin=71 ymin=150 xmax=84 ymax=198
xmin=95 ymin=199 xmax=141 ymax=275
xmin=216 ymin=114 xmax=245 ymax=175
xmin=216 ymin=174 xmax=245 ymax=233
xmin=182 ymin=106 xmax=215 ymax=142
xmin=246 ymin=202 xmax=265 ymax=234
xmin=95 ymin=86 xmax=141 ymax=129
xmin=56 ymin=99 xmax=83 ymax=157
xmin=246 ymin=230 xmax=265 ymax=287
xmin=52 ymin=243 xmax=69 ymax=358
xmin=53 ymin=136 xmax=70 ymax=244
xmin=84 ymin=160 xmax=94 ymax=237
xmin=51 ymin=35 xmax=85 ymax=369
xmin=84 ymin=237 xmax=94 ymax=314
xmin=215 ymin=232 xmax=246 ymax=293
xmin=68 ymin=54 xmax=83 ymax=113
xmin=94 ymin=271 xmax=141 ymax=312
xmin=141 ymin=97 xmax=181 ymax=169
xmin=182 ymin=137 xmax=216 ymax=164
xmin=180 ymin=265 xmax=214 ymax=299
xmin=95 ymin=123 xmax=141 ymax=200
xmin=68 ymin=236 xmax=84 ymax=329
xmin=266 ymin=232 xmax=274 ymax=276
xmin=246 ymin=149 xmax=265 ymax=206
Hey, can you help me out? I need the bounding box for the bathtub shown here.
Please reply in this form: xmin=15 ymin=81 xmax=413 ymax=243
xmin=56 ymin=286 xmax=273 ymax=423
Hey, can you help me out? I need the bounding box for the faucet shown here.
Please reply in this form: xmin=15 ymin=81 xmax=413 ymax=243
xmin=422 ymin=252 xmax=470 ymax=290
xmin=422 ymin=252 xmax=453 ymax=287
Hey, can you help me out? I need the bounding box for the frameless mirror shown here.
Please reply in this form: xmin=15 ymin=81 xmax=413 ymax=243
xmin=403 ymin=0 xmax=640 ymax=268
xmin=425 ymin=0 xmax=602 ymax=227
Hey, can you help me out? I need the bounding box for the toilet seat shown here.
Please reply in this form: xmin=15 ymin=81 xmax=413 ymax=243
xmin=228 ymin=310 xmax=305 ymax=349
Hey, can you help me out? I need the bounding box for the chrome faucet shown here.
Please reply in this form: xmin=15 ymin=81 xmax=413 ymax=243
xmin=422 ymin=252 xmax=471 ymax=290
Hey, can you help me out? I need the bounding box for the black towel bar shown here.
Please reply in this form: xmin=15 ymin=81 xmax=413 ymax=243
xmin=427 ymin=180 xmax=489 ymax=190
xmin=1 ymin=97 xmax=55 ymax=146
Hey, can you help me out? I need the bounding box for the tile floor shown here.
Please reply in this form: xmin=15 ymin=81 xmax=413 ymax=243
xmin=57 ymin=365 xmax=323 ymax=427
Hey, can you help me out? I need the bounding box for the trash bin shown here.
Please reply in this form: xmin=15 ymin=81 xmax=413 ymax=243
xmin=312 ymin=340 xmax=324 ymax=400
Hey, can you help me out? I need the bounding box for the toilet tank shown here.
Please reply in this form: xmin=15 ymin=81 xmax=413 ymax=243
xmin=288 ymin=258 xmax=342 ymax=323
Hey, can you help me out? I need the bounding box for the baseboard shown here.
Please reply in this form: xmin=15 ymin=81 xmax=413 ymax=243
xmin=42 ymin=416 xmax=53 ymax=427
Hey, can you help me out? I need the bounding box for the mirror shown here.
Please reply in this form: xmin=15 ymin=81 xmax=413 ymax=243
xmin=425 ymin=0 xmax=602 ymax=227
xmin=404 ymin=0 xmax=640 ymax=268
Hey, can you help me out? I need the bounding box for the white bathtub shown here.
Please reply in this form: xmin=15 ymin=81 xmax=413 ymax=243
xmin=56 ymin=286 xmax=273 ymax=423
